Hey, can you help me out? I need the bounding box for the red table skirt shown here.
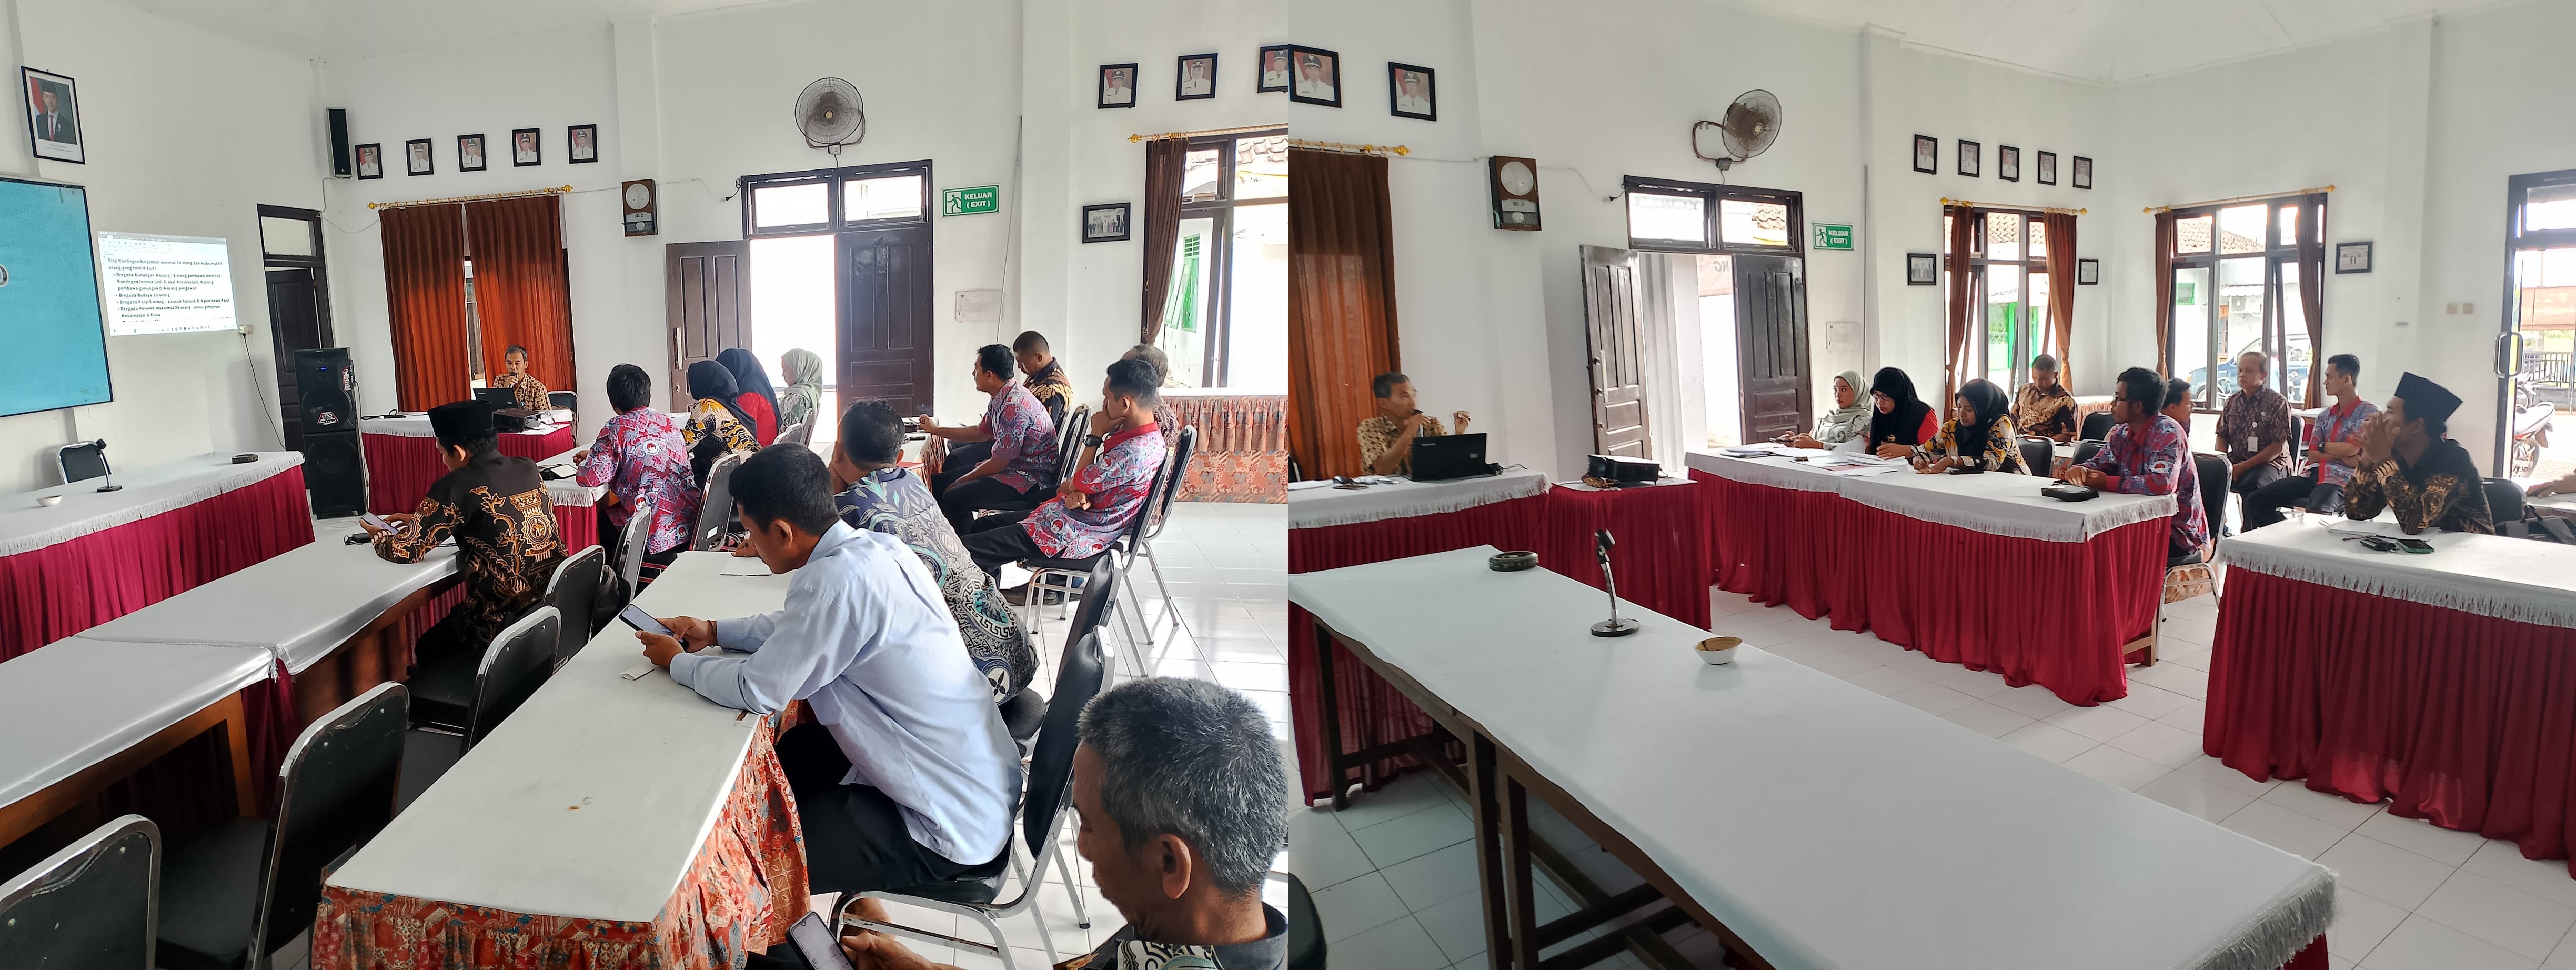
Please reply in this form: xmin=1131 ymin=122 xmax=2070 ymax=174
xmin=313 ymin=724 xmax=810 ymax=969
xmin=365 ymin=428 xmax=572 ymax=515
xmin=0 ymin=467 xmax=314 ymax=662
xmin=1535 ymin=484 xmax=1714 ymax=631
xmin=2206 ymin=569 xmax=2576 ymax=875
xmin=555 ymin=501 xmax=600 ymax=554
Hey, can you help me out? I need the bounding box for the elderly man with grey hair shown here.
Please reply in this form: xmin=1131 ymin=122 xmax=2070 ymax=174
xmin=2213 ymin=348 xmax=2294 ymax=532
xmin=837 ymin=677 xmax=1292 ymax=969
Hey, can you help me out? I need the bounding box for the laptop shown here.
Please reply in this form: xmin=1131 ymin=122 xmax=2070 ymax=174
xmin=1411 ymin=432 xmax=1498 ymax=482
xmin=472 ymin=387 xmax=518 ymax=408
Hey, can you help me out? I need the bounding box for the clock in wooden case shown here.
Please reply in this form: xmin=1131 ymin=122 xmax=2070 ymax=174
xmin=1488 ymin=155 xmax=1540 ymax=231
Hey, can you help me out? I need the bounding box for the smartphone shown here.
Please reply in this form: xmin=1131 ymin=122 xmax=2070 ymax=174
xmin=618 ymin=604 xmax=673 ymax=638
xmin=2396 ymin=538 xmax=2435 ymax=553
xmin=358 ymin=512 xmax=396 ymax=532
xmin=786 ymin=912 xmax=856 ymax=970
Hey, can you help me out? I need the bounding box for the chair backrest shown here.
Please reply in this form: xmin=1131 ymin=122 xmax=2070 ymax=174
xmin=2079 ymin=411 xmax=2115 ymax=442
xmin=1022 ymin=631 xmax=1107 ymax=854
xmin=547 ymin=391 xmax=578 ymax=413
xmin=2195 ymin=454 xmax=2230 ymax=538
xmin=2487 ymin=478 xmax=2527 ymax=523
xmin=617 ymin=501 xmax=656 ymax=599
xmin=1042 ymin=390 xmax=1070 ymax=430
xmin=2069 ymin=441 xmax=2103 ymax=467
xmin=781 ymin=422 xmax=812 ymax=448
xmin=467 ymin=607 xmax=559 ymax=747
xmin=1062 ymin=558 xmax=1121 ymax=652
xmin=1132 ymin=426 xmax=1196 ymax=546
xmin=0 ymin=814 xmax=158 ymax=969
xmin=694 ymin=453 xmax=743 ymax=551
xmin=1056 ymin=404 xmax=1092 ymax=483
xmin=2016 ymin=437 xmax=2053 ymax=477
xmin=544 ymin=546 xmax=607 ymax=668
xmin=58 ymin=441 xmax=107 ymax=484
xmin=1286 ymin=873 xmax=1324 ymax=970
xmin=261 ymin=682 xmax=408 ymax=961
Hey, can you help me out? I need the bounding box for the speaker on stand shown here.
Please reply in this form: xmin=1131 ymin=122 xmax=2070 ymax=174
xmin=294 ymin=348 xmax=368 ymax=518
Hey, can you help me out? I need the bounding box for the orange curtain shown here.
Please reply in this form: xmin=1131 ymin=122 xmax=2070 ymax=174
xmin=2045 ymin=212 xmax=2078 ymax=390
xmin=1140 ymin=138 xmax=1187 ymax=344
xmin=1944 ymin=204 xmax=1976 ymax=403
xmin=465 ymin=195 xmax=576 ymax=395
xmin=2295 ymin=193 xmax=2327 ymax=407
xmin=379 ymin=204 xmax=469 ymax=412
xmin=1287 ymin=148 xmax=1401 ymax=480
xmin=2154 ymin=212 xmax=2178 ymax=378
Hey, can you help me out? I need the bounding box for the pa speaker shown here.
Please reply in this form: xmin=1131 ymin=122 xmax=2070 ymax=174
xmin=303 ymin=429 xmax=366 ymax=518
xmin=327 ymin=108 xmax=352 ymax=178
xmin=295 ymin=348 xmax=357 ymax=434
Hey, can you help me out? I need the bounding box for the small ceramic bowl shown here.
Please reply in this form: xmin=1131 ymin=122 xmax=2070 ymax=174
xmin=1487 ymin=551 xmax=1539 ymax=572
xmin=1696 ymin=635 xmax=1742 ymax=665
xmin=36 ymin=495 xmax=62 ymax=508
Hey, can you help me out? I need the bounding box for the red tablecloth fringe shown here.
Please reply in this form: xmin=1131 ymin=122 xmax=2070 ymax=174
xmin=2206 ymin=568 xmax=2576 ymax=875
xmin=365 ymin=428 xmax=572 ymax=515
xmin=0 ymin=467 xmax=314 ymax=661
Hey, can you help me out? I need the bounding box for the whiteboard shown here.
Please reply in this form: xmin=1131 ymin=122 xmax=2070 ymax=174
xmin=98 ymin=232 xmax=238 ymax=335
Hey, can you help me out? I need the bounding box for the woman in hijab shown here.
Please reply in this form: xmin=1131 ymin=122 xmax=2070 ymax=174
xmin=715 ymin=348 xmax=781 ymax=445
xmin=1786 ymin=370 xmax=1873 ymax=449
xmin=1869 ymin=367 xmax=1941 ymax=459
xmin=683 ymin=359 xmax=760 ymax=486
xmin=1913 ymin=378 xmax=2026 ymax=474
xmin=776 ymin=348 xmax=826 ymax=433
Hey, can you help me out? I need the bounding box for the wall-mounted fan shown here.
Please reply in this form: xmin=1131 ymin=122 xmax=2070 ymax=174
xmin=796 ymin=77 xmax=866 ymax=158
xmin=1692 ymin=89 xmax=1781 ymax=171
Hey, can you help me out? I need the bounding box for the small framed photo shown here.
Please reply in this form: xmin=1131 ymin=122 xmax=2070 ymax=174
xmin=2036 ymin=151 xmax=2058 ymax=186
xmin=405 ymin=138 xmax=434 ymax=176
xmin=2336 ymin=241 xmax=2373 ymax=274
xmin=2077 ymin=258 xmax=2101 ymax=285
xmin=1098 ymin=63 xmax=1138 ymax=109
xmin=22 ymin=67 xmax=83 ymax=164
xmin=512 ymin=128 xmax=541 ymax=166
xmin=355 ymin=143 xmax=383 ymax=180
xmin=1176 ymin=54 xmax=1217 ymax=100
xmin=1907 ymin=252 xmax=1939 ymax=285
xmin=2071 ymin=155 xmax=2093 ymax=189
xmin=1912 ymin=135 xmax=1937 ymax=174
xmin=1258 ymin=45 xmax=1293 ymax=93
xmin=1287 ymin=46 xmax=1340 ymax=108
xmin=1997 ymin=145 xmax=2020 ymax=182
xmin=568 ymin=124 xmax=598 ymax=163
xmin=1957 ymin=140 xmax=1980 ymax=178
xmin=457 ymin=134 xmax=487 ymax=172
xmin=1388 ymin=62 xmax=1435 ymax=121
xmin=1082 ymin=202 xmax=1131 ymax=243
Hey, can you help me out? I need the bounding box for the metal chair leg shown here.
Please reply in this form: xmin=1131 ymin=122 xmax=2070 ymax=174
xmin=1143 ymin=546 xmax=1192 ymax=644
xmin=1053 ymin=838 xmax=1091 ymax=928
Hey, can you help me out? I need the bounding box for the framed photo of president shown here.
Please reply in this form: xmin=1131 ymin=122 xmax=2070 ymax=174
xmin=405 ymin=138 xmax=434 ymax=176
xmin=1176 ymin=54 xmax=1217 ymax=101
xmin=22 ymin=68 xmax=83 ymax=164
xmin=568 ymin=124 xmax=599 ymax=163
xmin=1287 ymin=46 xmax=1340 ymax=108
xmin=512 ymin=128 xmax=541 ymax=166
xmin=1098 ymin=64 xmax=1138 ymax=109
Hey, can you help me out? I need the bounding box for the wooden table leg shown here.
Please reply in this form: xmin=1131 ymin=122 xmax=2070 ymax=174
xmin=1501 ymin=772 xmax=1541 ymax=970
xmin=1470 ymin=733 xmax=1513 ymax=968
xmin=1313 ymin=619 xmax=1351 ymax=811
xmin=212 ymin=693 xmax=259 ymax=818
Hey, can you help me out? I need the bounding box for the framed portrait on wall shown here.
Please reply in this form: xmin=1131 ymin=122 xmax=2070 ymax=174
xmin=355 ymin=143 xmax=383 ymax=180
xmin=1997 ymin=145 xmax=2020 ymax=182
xmin=1388 ymin=63 xmax=1435 ymax=121
xmin=1177 ymin=54 xmax=1217 ymax=100
xmin=512 ymin=128 xmax=541 ymax=166
xmin=458 ymin=134 xmax=487 ymax=172
xmin=21 ymin=67 xmax=83 ymax=163
xmin=1098 ymin=64 xmax=1138 ymax=108
xmin=1913 ymin=135 xmax=1937 ymax=174
xmin=1258 ymin=45 xmax=1292 ymax=93
xmin=2036 ymin=151 xmax=2058 ymax=186
xmin=1907 ymin=253 xmax=1938 ymax=285
xmin=1082 ymin=203 xmax=1131 ymax=243
xmin=568 ymin=124 xmax=598 ymax=163
xmin=1957 ymin=140 xmax=1980 ymax=178
xmin=1287 ymin=46 xmax=1340 ymax=108
xmin=2072 ymin=155 xmax=2093 ymax=189
xmin=2336 ymin=241 xmax=2373 ymax=274
xmin=2077 ymin=258 xmax=2100 ymax=284
xmin=405 ymin=138 xmax=434 ymax=176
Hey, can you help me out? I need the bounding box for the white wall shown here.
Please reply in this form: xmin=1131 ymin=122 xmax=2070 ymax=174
xmin=0 ymin=0 xmax=326 ymax=492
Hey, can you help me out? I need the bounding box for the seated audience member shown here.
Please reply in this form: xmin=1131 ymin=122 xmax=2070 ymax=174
xmin=2064 ymin=366 xmax=2208 ymax=566
xmin=1784 ymin=370 xmax=1872 ymax=449
xmin=1014 ymin=329 xmax=1075 ymax=424
xmin=2344 ymin=372 xmax=2494 ymax=535
xmin=776 ymin=348 xmax=827 ymax=433
xmin=718 ymin=347 xmax=783 ymax=445
xmin=959 ymin=359 xmax=1166 ymax=578
xmin=830 ymin=400 xmax=1036 ymax=700
xmin=365 ymin=401 xmax=566 ymax=662
xmin=1121 ymin=344 xmax=1184 ymax=457
xmin=637 ymin=445 xmax=1019 ymax=902
xmin=1125 ymin=342 xmax=1189 ymax=389
xmin=1358 ymin=372 xmax=1470 ymax=476
xmin=1913 ymin=378 xmax=2025 ymax=474
xmin=2162 ymin=377 xmax=2195 ymax=433
xmin=2213 ymin=350 xmax=2294 ymax=526
xmin=1868 ymin=367 xmax=1940 ymax=459
xmin=834 ymin=678 xmax=1292 ymax=970
xmin=922 ymin=344 xmax=1060 ymax=529
xmin=487 ymin=344 xmax=550 ymax=412
xmin=2014 ymin=355 xmax=2079 ymax=443
xmin=2243 ymin=353 xmax=2374 ymax=530
xmin=574 ymin=364 xmax=701 ymax=562
xmin=683 ymin=360 xmax=761 ymax=487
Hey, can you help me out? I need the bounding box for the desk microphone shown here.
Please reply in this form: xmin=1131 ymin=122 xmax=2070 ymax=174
xmin=87 ymin=439 xmax=121 ymax=493
xmin=1589 ymin=529 xmax=1638 ymax=637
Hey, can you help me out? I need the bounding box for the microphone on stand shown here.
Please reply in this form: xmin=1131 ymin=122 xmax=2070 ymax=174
xmin=89 ymin=440 xmax=121 ymax=493
xmin=1589 ymin=528 xmax=1638 ymax=637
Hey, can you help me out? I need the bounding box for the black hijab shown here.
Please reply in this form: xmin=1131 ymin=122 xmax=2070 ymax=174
xmin=687 ymin=359 xmax=754 ymax=428
xmin=1869 ymin=367 xmax=1935 ymax=447
xmin=1956 ymin=378 xmax=2012 ymax=463
xmin=717 ymin=348 xmax=780 ymax=422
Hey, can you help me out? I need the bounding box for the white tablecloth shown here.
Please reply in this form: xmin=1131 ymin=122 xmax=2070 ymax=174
xmin=536 ymin=445 xmax=609 ymax=507
xmin=0 ymin=638 xmax=274 ymax=809
xmin=1290 ymin=546 xmax=2333 ymax=970
xmin=75 ymin=537 xmax=459 ymax=673
xmin=326 ymin=552 xmax=792 ymax=922
xmin=0 ymin=452 xmax=305 ymax=558
xmin=2220 ymin=515 xmax=2576 ymax=629
xmin=1286 ymin=468 xmax=1550 ymax=529
xmin=1685 ymin=451 xmax=2175 ymax=543
xmin=356 ymin=412 xmax=571 ymax=438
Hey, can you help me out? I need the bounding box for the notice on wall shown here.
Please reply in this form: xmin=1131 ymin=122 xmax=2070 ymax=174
xmin=97 ymin=232 xmax=237 ymax=335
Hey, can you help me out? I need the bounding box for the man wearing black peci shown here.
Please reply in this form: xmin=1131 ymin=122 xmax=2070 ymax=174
xmin=364 ymin=401 xmax=565 ymax=693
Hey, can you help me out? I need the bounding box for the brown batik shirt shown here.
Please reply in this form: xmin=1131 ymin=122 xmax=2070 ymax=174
xmin=2214 ymin=383 xmax=2295 ymax=477
xmin=374 ymin=452 xmax=566 ymax=646
xmin=1356 ymin=414 xmax=1447 ymax=476
xmin=2014 ymin=382 xmax=2077 ymax=441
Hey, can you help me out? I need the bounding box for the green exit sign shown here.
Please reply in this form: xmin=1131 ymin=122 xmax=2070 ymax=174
xmin=942 ymin=185 xmax=1000 ymax=216
xmin=1812 ymin=222 xmax=1854 ymax=251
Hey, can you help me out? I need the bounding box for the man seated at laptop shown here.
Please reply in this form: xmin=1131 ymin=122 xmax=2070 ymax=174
xmin=1357 ymin=371 xmax=1470 ymax=476
xmin=959 ymin=358 xmax=1165 ymax=578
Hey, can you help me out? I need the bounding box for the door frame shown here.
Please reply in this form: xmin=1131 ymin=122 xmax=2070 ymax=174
xmin=257 ymin=205 xmax=333 ymax=449
xmin=2498 ymin=168 xmax=2576 ymax=472
xmin=1731 ymin=253 xmax=1812 ymax=444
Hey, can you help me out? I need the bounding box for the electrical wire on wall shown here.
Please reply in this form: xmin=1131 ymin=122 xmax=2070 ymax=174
xmin=242 ymin=327 xmax=285 ymax=449
xmin=1377 ymin=151 xmax=1625 ymax=204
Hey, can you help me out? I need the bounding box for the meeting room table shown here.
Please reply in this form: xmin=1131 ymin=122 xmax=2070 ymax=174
xmin=0 ymin=637 xmax=284 ymax=853
xmin=536 ymin=444 xmax=610 ymax=552
xmin=0 ymin=451 xmax=313 ymax=662
xmin=315 ymin=552 xmax=806 ymax=969
xmin=1685 ymin=448 xmax=2173 ymax=705
xmin=2205 ymin=515 xmax=2576 ymax=874
xmin=359 ymin=411 xmax=574 ymax=515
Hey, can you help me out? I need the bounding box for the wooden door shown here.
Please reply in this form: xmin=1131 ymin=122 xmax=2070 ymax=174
xmin=1581 ymin=245 xmax=1651 ymax=458
xmin=1734 ymin=254 xmax=1810 ymax=442
xmin=838 ymin=224 xmax=934 ymax=418
xmin=265 ymin=268 xmax=325 ymax=451
xmin=665 ymin=241 xmax=749 ymax=410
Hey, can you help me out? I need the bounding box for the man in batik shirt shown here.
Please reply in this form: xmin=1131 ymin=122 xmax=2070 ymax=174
xmin=960 ymin=358 xmax=1166 ymax=578
xmin=2345 ymin=372 xmax=2494 ymax=535
xmin=922 ymin=344 xmax=1060 ymax=530
xmin=1013 ymin=329 xmax=1075 ymax=427
xmin=2015 ymin=354 xmax=2079 ymax=443
xmin=2244 ymin=353 xmax=2376 ymax=531
xmin=365 ymin=401 xmax=565 ymax=661
xmin=2213 ymin=349 xmax=2293 ymax=531
xmin=2066 ymin=366 xmax=2209 ymax=566
xmin=487 ymin=345 xmax=552 ymax=412
xmin=575 ymin=364 xmax=701 ymax=562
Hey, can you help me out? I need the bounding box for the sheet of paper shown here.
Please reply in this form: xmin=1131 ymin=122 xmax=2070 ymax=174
xmin=718 ymin=559 xmax=774 ymax=576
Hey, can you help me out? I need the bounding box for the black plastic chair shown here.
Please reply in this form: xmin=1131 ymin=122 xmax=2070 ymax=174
xmin=159 ymin=683 xmax=408 ymax=970
xmin=2080 ymin=411 xmax=2115 ymax=443
xmin=399 ymin=607 xmax=560 ymax=811
xmin=546 ymin=546 xmax=607 ymax=666
xmin=693 ymin=454 xmax=743 ymax=552
xmin=2069 ymin=441 xmax=2103 ymax=467
xmin=2487 ymin=478 xmax=2527 ymax=524
xmin=616 ymin=500 xmax=657 ymax=603
xmin=1 ymin=814 xmax=158 ymax=968
xmin=547 ymin=391 xmax=578 ymax=414
xmin=2196 ymin=455 xmax=2230 ymax=542
xmin=998 ymin=559 xmax=1118 ymax=761
xmin=2017 ymin=437 xmax=2054 ymax=477
xmin=1286 ymin=873 xmax=1324 ymax=970
xmin=841 ymin=629 xmax=1110 ymax=970
xmin=1022 ymin=429 xmax=1187 ymax=669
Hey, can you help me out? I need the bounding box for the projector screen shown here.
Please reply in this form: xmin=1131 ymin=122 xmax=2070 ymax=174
xmin=0 ymin=176 xmax=113 ymax=417
xmin=98 ymin=232 xmax=238 ymax=335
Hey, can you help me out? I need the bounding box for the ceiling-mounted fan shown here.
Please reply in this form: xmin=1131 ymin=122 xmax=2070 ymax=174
xmin=1692 ymin=89 xmax=1781 ymax=171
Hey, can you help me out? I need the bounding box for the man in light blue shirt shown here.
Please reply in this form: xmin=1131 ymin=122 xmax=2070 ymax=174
xmin=637 ymin=444 xmax=1019 ymax=904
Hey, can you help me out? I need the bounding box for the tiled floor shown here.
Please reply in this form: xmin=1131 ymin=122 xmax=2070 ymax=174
xmin=269 ymin=502 xmax=1290 ymax=970
xmin=1289 ymin=575 xmax=2576 ymax=970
